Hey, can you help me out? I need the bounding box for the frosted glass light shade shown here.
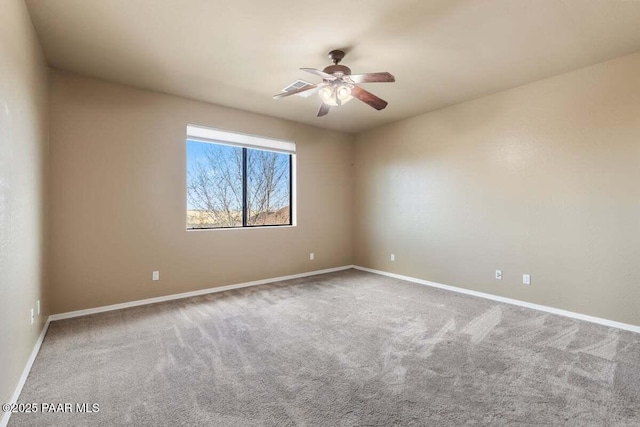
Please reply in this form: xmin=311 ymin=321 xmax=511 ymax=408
xmin=318 ymin=83 xmax=353 ymax=106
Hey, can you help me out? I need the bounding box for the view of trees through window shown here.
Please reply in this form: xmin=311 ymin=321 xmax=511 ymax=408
xmin=187 ymin=140 xmax=291 ymax=229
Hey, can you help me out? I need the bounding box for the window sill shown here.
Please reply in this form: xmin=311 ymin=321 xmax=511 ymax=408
xmin=187 ymin=224 xmax=296 ymax=232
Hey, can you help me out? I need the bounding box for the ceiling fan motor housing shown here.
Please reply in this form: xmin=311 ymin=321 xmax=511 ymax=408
xmin=322 ymin=64 xmax=351 ymax=77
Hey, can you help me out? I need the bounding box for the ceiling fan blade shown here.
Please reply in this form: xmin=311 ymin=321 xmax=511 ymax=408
xmin=273 ymin=83 xmax=318 ymax=99
xmin=347 ymin=72 xmax=395 ymax=84
xmin=351 ymin=86 xmax=388 ymax=110
xmin=317 ymin=103 xmax=330 ymax=117
xmin=301 ymin=68 xmax=337 ymax=81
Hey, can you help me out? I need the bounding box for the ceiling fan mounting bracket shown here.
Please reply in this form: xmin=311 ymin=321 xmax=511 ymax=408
xmin=328 ymin=49 xmax=346 ymax=65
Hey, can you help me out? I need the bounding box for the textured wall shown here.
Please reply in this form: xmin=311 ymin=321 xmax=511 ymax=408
xmin=354 ymin=52 xmax=640 ymax=326
xmin=49 ymin=71 xmax=354 ymax=314
xmin=0 ymin=0 xmax=49 ymax=409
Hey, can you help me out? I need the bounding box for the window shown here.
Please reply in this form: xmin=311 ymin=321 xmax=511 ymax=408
xmin=186 ymin=125 xmax=295 ymax=229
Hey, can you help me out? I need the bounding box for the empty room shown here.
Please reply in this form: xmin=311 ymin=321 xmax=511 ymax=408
xmin=2 ymin=0 xmax=640 ymax=425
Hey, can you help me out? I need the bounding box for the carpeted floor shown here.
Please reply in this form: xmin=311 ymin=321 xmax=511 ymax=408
xmin=9 ymin=269 xmax=640 ymax=426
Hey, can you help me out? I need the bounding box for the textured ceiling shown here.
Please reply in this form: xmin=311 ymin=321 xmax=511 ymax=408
xmin=25 ymin=0 xmax=640 ymax=134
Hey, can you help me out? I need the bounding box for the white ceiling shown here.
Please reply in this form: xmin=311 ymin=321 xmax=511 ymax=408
xmin=25 ymin=0 xmax=640 ymax=134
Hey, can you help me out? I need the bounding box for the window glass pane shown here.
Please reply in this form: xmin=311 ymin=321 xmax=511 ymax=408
xmin=246 ymin=149 xmax=291 ymax=226
xmin=187 ymin=140 xmax=243 ymax=228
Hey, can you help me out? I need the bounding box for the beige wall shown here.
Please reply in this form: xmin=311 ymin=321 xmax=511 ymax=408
xmin=49 ymin=71 xmax=354 ymax=314
xmin=354 ymin=52 xmax=640 ymax=327
xmin=0 ymin=0 xmax=49 ymax=408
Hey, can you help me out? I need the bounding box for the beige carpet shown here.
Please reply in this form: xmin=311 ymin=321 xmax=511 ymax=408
xmin=10 ymin=269 xmax=640 ymax=426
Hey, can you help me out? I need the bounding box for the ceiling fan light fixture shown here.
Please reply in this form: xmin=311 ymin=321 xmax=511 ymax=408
xmin=336 ymin=85 xmax=353 ymax=103
xmin=318 ymin=83 xmax=353 ymax=107
xmin=318 ymin=85 xmax=335 ymax=105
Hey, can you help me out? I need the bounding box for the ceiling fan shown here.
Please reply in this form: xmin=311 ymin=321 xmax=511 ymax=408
xmin=273 ymin=50 xmax=395 ymax=117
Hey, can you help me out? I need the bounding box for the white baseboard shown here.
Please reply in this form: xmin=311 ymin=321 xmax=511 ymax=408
xmin=354 ymin=265 xmax=640 ymax=334
xmin=1 ymin=319 xmax=51 ymax=427
xmin=49 ymin=265 xmax=355 ymax=321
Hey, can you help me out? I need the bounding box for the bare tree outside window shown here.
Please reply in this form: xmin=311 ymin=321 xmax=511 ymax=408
xmin=187 ymin=140 xmax=291 ymax=229
xmin=246 ymin=149 xmax=290 ymax=226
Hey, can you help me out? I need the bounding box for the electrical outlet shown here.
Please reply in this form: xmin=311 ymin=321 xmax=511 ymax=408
xmin=30 ymin=308 xmax=34 ymax=325
xmin=495 ymin=270 xmax=502 ymax=280
xmin=152 ymin=271 xmax=160 ymax=281
xmin=390 ymin=254 xmax=395 ymax=262
xmin=523 ymin=274 xmax=531 ymax=285
xmin=37 ymin=300 xmax=41 ymax=315
xmin=309 ymin=253 xmax=314 ymax=261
